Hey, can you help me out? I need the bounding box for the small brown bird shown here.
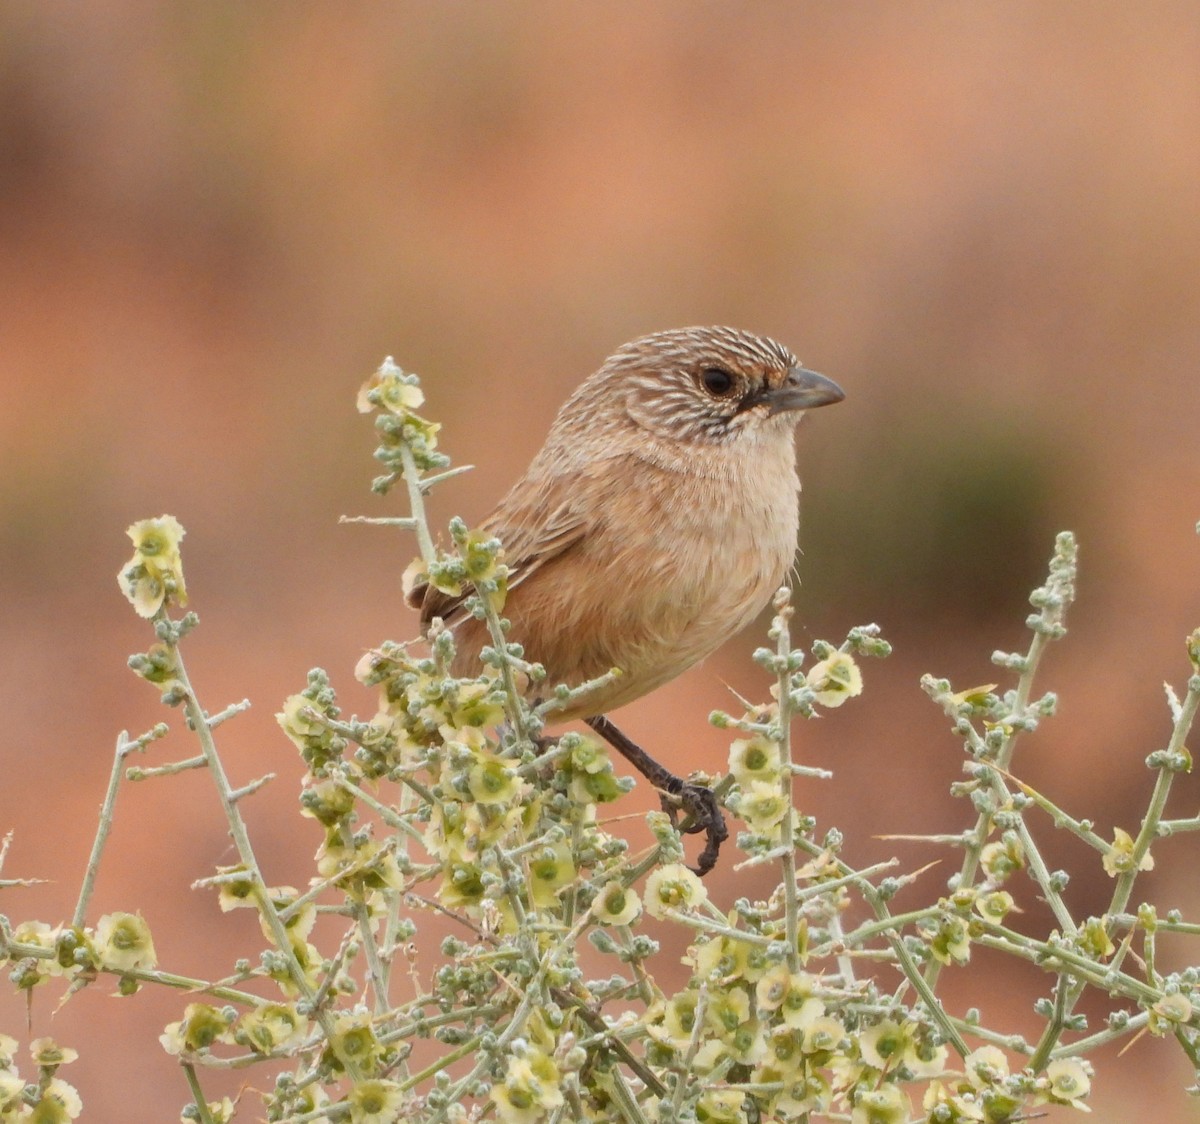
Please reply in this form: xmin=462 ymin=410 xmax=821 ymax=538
xmin=408 ymin=326 xmax=844 ymax=872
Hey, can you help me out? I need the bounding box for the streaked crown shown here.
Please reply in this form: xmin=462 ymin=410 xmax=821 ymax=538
xmin=604 ymin=326 xmax=816 ymax=444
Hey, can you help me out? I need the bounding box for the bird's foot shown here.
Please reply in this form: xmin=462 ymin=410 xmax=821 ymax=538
xmin=584 ymin=714 xmax=728 ymax=876
xmin=661 ymin=781 xmax=728 ymax=877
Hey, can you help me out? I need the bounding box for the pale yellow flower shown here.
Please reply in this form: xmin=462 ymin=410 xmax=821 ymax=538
xmin=590 ymin=881 xmax=641 ymax=926
xmin=491 ymin=1050 xmax=564 ymax=1123
xmin=93 ymin=912 xmax=156 ymax=972
xmin=644 ymin=864 xmax=707 ymax=919
xmin=437 ymin=861 xmax=487 ymax=912
xmin=466 ymin=749 xmax=522 ymax=807
xmin=645 ymin=990 xmax=701 ymax=1051
xmin=922 ymin=1080 xmax=985 ymax=1121
xmin=850 ymin=1081 xmax=909 ymax=1124
xmin=357 ymin=359 xmax=425 ymax=416
xmin=1149 ymin=992 xmax=1192 ymax=1035
xmin=528 ymin=842 xmax=576 ymax=908
xmin=159 ymin=1003 xmax=233 ymax=1055
xmin=980 ymin=837 xmax=1025 ymax=881
xmin=695 ymin=1089 xmax=746 ymax=1123
xmin=1040 ymin=1057 xmax=1092 ymax=1111
xmin=928 ymin=914 xmax=971 ymax=966
xmin=690 ymin=931 xmax=762 ymax=983
xmin=0 ymin=1069 xmax=26 ymax=1114
xmin=805 ymin=651 xmax=863 ymax=707
xmin=29 ymin=1039 xmax=77 ymax=1068
xmin=759 ymin=1026 xmax=806 ymax=1075
xmin=237 ymin=1003 xmax=306 ymax=1054
xmin=706 ymin=986 xmax=750 ymax=1039
xmin=963 ymin=1045 xmax=1010 ymax=1088
xmin=209 ymin=864 xmax=255 ymax=913
xmin=801 ymin=1015 xmax=846 ymax=1056
xmin=257 ymin=886 xmax=318 ymax=942
xmin=276 ymin=694 xmax=330 ymax=752
xmin=185 ymin=1098 xmax=236 ymax=1124
xmin=859 ymin=1019 xmax=905 ymax=1070
xmin=974 ymin=890 xmax=1015 ymax=923
xmin=28 ymin=1078 xmax=83 ymax=1122
xmin=734 ymin=780 xmax=789 ymax=833
xmin=330 ymin=1015 xmax=382 ymax=1074
xmin=728 ymin=735 xmax=782 ymax=785
xmin=117 ymin=515 xmax=187 ymax=617
xmin=1102 ymin=826 xmax=1153 ymax=877
xmin=12 ymin=921 xmax=65 ymax=979
xmin=349 ymin=1079 xmax=407 ymax=1123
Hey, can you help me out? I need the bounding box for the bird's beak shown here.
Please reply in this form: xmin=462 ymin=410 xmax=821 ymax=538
xmin=762 ymin=366 xmax=845 ymax=416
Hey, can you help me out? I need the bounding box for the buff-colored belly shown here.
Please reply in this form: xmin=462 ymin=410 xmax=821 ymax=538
xmin=450 ymin=468 xmax=799 ymax=720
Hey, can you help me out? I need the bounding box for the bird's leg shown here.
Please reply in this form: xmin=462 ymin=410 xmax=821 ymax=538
xmin=584 ymin=714 xmax=728 ymax=877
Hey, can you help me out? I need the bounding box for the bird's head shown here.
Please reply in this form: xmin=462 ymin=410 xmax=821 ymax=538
xmin=597 ymin=326 xmax=844 ymax=446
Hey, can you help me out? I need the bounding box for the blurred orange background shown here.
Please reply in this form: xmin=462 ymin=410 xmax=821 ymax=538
xmin=2 ymin=3 xmax=1198 ymax=1119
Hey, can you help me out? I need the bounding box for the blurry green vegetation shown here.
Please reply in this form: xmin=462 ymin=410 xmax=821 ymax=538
xmin=804 ymin=419 xmax=1073 ymax=628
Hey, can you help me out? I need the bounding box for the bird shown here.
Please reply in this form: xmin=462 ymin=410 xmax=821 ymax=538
xmin=407 ymin=326 xmax=844 ymax=873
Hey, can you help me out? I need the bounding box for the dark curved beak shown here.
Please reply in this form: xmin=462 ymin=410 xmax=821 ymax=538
xmin=763 ymin=366 xmax=845 ymax=416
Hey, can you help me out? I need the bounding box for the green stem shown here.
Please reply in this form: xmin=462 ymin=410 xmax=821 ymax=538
xmin=182 ymin=1063 xmax=216 ymax=1124
xmin=72 ymin=732 xmax=136 ymax=929
xmin=397 ymin=1033 xmax=485 ymax=1093
xmin=354 ymin=901 xmax=390 ymax=1015
xmin=1109 ymin=677 xmax=1200 ymax=921
xmin=481 ymin=592 xmax=536 ymax=749
xmin=924 ymin=538 xmax=1076 ymax=997
xmin=1028 ymin=974 xmax=1075 ymax=1071
xmin=398 ymin=444 xmax=437 ymax=564
xmin=771 ymin=592 xmax=802 ymax=975
xmin=883 ymin=928 xmax=970 ymax=1058
xmin=971 ymin=928 xmax=1159 ymax=1004
xmin=334 ymin=775 xmax=425 ymax=843
xmin=606 ymin=1065 xmax=652 ymax=1124
xmin=1050 ymin=1013 xmax=1149 ymax=1058
xmin=0 ymin=931 xmax=269 ymax=1007
xmin=168 ymin=630 xmax=363 ymax=1084
xmin=671 ymin=986 xmax=709 ymax=1114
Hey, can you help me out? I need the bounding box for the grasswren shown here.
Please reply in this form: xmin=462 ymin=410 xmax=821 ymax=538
xmin=409 ymin=326 xmax=844 ymax=872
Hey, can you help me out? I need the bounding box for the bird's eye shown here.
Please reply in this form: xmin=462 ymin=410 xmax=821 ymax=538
xmin=699 ymin=367 xmax=736 ymax=397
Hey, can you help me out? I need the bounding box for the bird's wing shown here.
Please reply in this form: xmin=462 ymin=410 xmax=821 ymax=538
xmin=407 ymin=475 xmax=589 ymax=630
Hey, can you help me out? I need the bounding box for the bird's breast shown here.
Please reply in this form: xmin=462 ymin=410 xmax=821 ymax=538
xmin=611 ymin=466 xmax=799 ymax=632
xmin=530 ymin=454 xmax=800 ymax=712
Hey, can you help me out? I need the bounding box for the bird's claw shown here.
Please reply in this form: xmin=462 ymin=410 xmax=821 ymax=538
xmin=660 ymin=781 xmax=728 ymax=877
xmin=584 ymin=715 xmax=729 ymax=875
